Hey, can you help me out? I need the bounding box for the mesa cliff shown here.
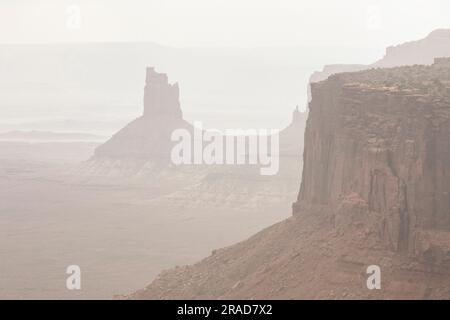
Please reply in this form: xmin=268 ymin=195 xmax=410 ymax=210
xmin=129 ymin=59 xmax=450 ymax=299
xmin=296 ymin=59 xmax=450 ymax=255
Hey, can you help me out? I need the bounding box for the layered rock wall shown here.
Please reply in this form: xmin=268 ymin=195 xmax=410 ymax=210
xmin=294 ymin=62 xmax=450 ymax=255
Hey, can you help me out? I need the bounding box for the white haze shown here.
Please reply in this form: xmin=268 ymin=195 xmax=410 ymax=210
xmin=0 ymin=0 xmax=449 ymax=133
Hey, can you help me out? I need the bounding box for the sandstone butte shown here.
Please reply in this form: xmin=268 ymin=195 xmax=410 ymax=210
xmin=94 ymin=67 xmax=192 ymax=161
xmin=127 ymin=58 xmax=450 ymax=300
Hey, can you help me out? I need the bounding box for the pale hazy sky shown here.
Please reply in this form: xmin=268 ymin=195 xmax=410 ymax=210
xmin=1 ymin=0 xmax=449 ymax=48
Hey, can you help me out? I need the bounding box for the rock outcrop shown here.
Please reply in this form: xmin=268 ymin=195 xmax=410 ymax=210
xmin=129 ymin=59 xmax=450 ymax=300
xmin=94 ymin=67 xmax=191 ymax=161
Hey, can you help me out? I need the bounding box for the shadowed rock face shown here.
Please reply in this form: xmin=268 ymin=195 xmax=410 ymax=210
xmin=94 ymin=68 xmax=191 ymax=161
xmin=295 ymin=59 xmax=450 ymax=254
xmin=128 ymin=60 xmax=450 ymax=300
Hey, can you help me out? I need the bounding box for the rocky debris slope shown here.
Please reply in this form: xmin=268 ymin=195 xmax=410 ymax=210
xmin=130 ymin=208 xmax=450 ymax=299
xmin=128 ymin=59 xmax=450 ymax=299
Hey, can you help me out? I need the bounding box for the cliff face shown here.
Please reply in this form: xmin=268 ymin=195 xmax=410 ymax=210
xmin=129 ymin=60 xmax=450 ymax=300
xmin=296 ymin=61 xmax=450 ymax=256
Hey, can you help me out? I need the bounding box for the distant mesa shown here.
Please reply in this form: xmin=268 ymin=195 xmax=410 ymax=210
xmin=308 ymin=29 xmax=450 ymax=101
xmin=375 ymin=29 xmax=450 ymax=68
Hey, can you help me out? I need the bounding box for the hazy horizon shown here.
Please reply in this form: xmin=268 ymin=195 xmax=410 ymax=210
xmin=0 ymin=42 xmax=370 ymax=135
xmin=1 ymin=0 xmax=449 ymax=134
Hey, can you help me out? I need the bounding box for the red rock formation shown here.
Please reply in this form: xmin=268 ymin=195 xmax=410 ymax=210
xmin=129 ymin=60 xmax=450 ymax=300
xmin=375 ymin=29 xmax=450 ymax=68
xmin=94 ymin=68 xmax=191 ymax=161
